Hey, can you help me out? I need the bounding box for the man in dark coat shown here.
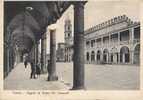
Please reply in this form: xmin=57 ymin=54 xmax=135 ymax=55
xmin=24 ymin=55 xmax=29 ymax=68
xmin=36 ymin=63 xmax=41 ymax=78
xmin=30 ymin=59 xmax=36 ymax=79
xmin=24 ymin=60 xmax=28 ymax=68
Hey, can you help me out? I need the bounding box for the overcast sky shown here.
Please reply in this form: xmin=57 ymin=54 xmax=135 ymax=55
xmin=44 ymin=0 xmax=140 ymax=53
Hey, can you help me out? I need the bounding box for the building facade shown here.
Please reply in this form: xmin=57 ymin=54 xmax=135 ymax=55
xmin=85 ymin=15 xmax=140 ymax=64
xmin=56 ymin=43 xmax=66 ymax=62
xmin=61 ymin=15 xmax=140 ymax=65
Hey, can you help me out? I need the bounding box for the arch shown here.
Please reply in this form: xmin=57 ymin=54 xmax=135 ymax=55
xmin=103 ymin=49 xmax=109 ymax=63
xmin=96 ymin=50 xmax=101 ymax=63
xmin=91 ymin=51 xmax=95 ymax=62
xmin=110 ymin=47 xmax=118 ymax=63
xmin=134 ymin=44 xmax=140 ymax=64
xmin=103 ymin=49 xmax=109 ymax=53
xmin=120 ymin=46 xmax=130 ymax=63
xmin=86 ymin=52 xmax=90 ymax=61
xmin=110 ymin=47 xmax=118 ymax=53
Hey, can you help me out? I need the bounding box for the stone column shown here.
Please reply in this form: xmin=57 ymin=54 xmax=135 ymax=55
xmin=7 ymin=48 xmax=10 ymax=75
xmin=107 ymin=53 xmax=109 ymax=63
xmin=48 ymin=29 xmax=58 ymax=81
xmin=108 ymin=53 xmax=111 ymax=63
xmin=10 ymin=47 xmax=14 ymax=69
xmin=118 ymin=53 xmax=120 ymax=64
xmin=34 ymin=44 xmax=36 ymax=66
xmin=41 ymin=33 xmax=47 ymax=73
xmin=72 ymin=2 xmax=86 ymax=90
xmin=6 ymin=29 xmax=11 ymax=73
xmin=89 ymin=53 xmax=91 ymax=64
xmin=122 ymin=54 xmax=125 ymax=64
xmin=31 ymin=45 xmax=34 ymax=61
xmin=113 ymin=53 xmax=117 ymax=64
xmin=118 ymin=32 xmax=120 ymax=45
xmin=101 ymin=37 xmax=103 ymax=47
xmin=130 ymin=50 xmax=134 ymax=64
xmin=130 ymin=28 xmax=134 ymax=44
xmin=101 ymin=53 xmax=103 ymax=64
xmin=32 ymin=43 xmax=37 ymax=67
xmin=35 ymin=41 xmax=39 ymax=66
xmin=109 ymin=35 xmax=111 ymax=46
xmin=94 ymin=53 xmax=97 ymax=63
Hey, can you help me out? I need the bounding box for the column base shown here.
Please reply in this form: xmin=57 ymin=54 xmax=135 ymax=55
xmin=47 ymin=75 xmax=58 ymax=81
xmin=71 ymin=85 xmax=85 ymax=90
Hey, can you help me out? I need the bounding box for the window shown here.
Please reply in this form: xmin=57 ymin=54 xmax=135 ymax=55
xmin=68 ymin=26 xmax=70 ymax=30
xmin=120 ymin=30 xmax=129 ymax=41
xmin=86 ymin=41 xmax=90 ymax=47
xmin=91 ymin=40 xmax=95 ymax=47
xmin=68 ymin=33 xmax=70 ymax=37
xmin=134 ymin=27 xmax=140 ymax=39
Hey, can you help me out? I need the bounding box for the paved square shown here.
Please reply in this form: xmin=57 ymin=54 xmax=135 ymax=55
xmin=4 ymin=63 xmax=139 ymax=90
xmin=57 ymin=63 xmax=140 ymax=90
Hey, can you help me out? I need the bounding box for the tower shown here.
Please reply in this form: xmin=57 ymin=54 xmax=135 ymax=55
xmin=64 ymin=17 xmax=73 ymax=45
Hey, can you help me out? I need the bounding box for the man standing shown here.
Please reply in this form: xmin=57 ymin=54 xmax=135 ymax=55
xmin=36 ymin=62 xmax=41 ymax=78
xmin=30 ymin=59 xmax=36 ymax=79
xmin=24 ymin=60 xmax=28 ymax=68
xmin=24 ymin=55 xmax=29 ymax=68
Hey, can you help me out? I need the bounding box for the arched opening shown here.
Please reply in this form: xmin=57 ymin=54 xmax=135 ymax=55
xmin=120 ymin=46 xmax=130 ymax=63
xmin=91 ymin=51 xmax=95 ymax=62
xmin=134 ymin=44 xmax=140 ymax=64
xmin=110 ymin=47 xmax=118 ymax=64
xmin=97 ymin=50 xmax=101 ymax=63
xmin=111 ymin=54 xmax=113 ymax=63
xmin=103 ymin=49 xmax=109 ymax=63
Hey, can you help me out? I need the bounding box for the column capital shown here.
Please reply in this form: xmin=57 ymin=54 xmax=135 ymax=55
xmin=49 ymin=29 xmax=56 ymax=33
xmin=72 ymin=1 xmax=87 ymax=5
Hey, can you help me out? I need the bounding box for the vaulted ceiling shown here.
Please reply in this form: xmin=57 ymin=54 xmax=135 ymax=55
xmin=4 ymin=1 xmax=72 ymax=54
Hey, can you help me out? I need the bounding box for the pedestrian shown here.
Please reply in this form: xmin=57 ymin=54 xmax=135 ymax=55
xmin=30 ymin=59 xmax=36 ymax=79
xmin=36 ymin=63 xmax=41 ymax=78
xmin=24 ymin=60 xmax=28 ymax=68
xmin=24 ymin=55 xmax=29 ymax=68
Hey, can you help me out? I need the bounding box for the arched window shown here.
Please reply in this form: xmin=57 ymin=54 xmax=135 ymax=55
xmin=103 ymin=49 xmax=109 ymax=63
xmin=91 ymin=51 xmax=95 ymax=61
xmin=97 ymin=50 xmax=101 ymax=61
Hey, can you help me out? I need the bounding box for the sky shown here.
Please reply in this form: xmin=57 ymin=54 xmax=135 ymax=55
xmin=42 ymin=0 xmax=140 ymax=53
